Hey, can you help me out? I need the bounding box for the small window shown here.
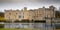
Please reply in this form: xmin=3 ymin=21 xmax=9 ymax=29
xmin=16 ymin=13 xmax=17 ymax=14
xmin=9 ymin=13 xmax=11 ymax=15
xmin=19 ymin=16 xmax=21 ymax=18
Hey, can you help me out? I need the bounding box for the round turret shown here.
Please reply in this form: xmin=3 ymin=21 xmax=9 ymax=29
xmin=49 ymin=5 xmax=55 ymax=10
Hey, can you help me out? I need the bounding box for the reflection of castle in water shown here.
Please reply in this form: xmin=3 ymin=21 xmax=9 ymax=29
xmin=3 ymin=23 xmax=53 ymax=30
xmin=4 ymin=23 xmax=45 ymax=28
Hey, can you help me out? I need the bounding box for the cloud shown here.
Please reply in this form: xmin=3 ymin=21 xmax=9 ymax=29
xmin=0 ymin=0 xmax=60 ymax=12
xmin=0 ymin=0 xmax=60 ymax=4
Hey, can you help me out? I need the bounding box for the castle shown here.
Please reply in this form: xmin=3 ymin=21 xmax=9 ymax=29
xmin=4 ymin=5 xmax=55 ymax=22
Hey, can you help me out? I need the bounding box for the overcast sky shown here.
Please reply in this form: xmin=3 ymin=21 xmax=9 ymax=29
xmin=0 ymin=0 xmax=60 ymax=12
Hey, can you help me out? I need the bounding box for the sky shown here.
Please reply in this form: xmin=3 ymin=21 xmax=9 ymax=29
xmin=0 ymin=0 xmax=60 ymax=12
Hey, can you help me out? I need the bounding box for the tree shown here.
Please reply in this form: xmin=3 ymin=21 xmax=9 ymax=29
xmin=55 ymin=11 xmax=60 ymax=18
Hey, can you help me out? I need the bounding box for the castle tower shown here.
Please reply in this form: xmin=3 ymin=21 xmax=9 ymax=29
xmin=23 ymin=7 xmax=27 ymax=10
xmin=49 ymin=5 xmax=55 ymax=11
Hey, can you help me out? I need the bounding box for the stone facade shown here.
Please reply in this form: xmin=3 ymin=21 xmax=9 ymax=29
xmin=4 ymin=10 xmax=21 ymax=21
xmin=4 ymin=6 xmax=55 ymax=21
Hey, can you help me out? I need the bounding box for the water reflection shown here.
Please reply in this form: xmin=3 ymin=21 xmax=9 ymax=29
xmin=4 ymin=23 xmax=46 ymax=28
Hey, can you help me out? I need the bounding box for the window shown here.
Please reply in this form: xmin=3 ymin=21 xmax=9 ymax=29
xmin=19 ymin=16 xmax=21 ymax=18
xmin=16 ymin=13 xmax=17 ymax=14
xmin=9 ymin=13 xmax=11 ymax=15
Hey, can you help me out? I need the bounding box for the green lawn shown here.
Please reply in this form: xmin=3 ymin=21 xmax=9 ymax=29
xmin=0 ymin=28 xmax=41 ymax=30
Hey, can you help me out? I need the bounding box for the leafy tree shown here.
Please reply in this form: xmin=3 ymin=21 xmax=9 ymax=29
xmin=55 ymin=11 xmax=60 ymax=18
